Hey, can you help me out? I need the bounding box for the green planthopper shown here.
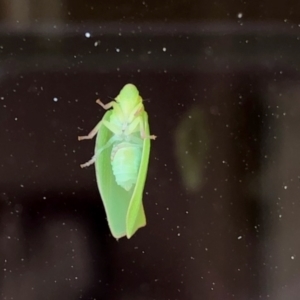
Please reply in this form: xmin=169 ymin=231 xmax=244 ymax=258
xmin=78 ymin=84 xmax=156 ymax=239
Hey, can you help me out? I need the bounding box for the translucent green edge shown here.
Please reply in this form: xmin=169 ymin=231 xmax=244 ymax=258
xmin=95 ymin=111 xmax=151 ymax=239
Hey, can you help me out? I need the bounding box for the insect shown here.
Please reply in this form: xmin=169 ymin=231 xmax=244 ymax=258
xmin=78 ymin=84 xmax=156 ymax=239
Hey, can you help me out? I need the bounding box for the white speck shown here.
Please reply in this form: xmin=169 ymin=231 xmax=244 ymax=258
xmin=85 ymin=32 xmax=91 ymax=38
xmin=15 ymin=118 xmax=18 ymax=121
xmin=20 ymin=184 xmax=24 ymax=188
xmin=284 ymin=186 xmax=287 ymax=189
xmin=237 ymin=235 xmax=242 ymax=240
xmin=94 ymin=41 xmax=100 ymax=46
xmin=237 ymin=12 xmax=243 ymax=18
xmin=116 ymin=48 xmax=120 ymax=52
xmin=53 ymin=97 xmax=58 ymax=102
xmin=162 ymin=47 xmax=167 ymax=52
xmin=291 ymin=255 xmax=295 ymax=260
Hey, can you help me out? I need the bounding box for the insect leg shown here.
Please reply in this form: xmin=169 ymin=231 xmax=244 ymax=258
xmin=102 ymin=120 xmax=122 ymax=135
xmin=125 ymin=117 xmax=141 ymax=135
xmin=127 ymin=135 xmax=144 ymax=145
xmin=80 ymin=135 xmax=120 ymax=168
xmin=128 ymin=102 xmax=144 ymax=122
xmin=139 ymin=117 xmax=157 ymax=140
xmin=96 ymin=99 xmax=115 ymax=110
xmin=78 ymin=120 xmax=102 ymax=141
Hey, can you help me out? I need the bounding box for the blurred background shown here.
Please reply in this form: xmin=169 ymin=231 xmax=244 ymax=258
xmin=0 ymin=0 xmax=300 ymax=299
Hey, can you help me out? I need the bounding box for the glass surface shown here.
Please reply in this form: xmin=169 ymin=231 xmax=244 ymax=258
xmin=0 ymin=1 xmax=300 ymax=299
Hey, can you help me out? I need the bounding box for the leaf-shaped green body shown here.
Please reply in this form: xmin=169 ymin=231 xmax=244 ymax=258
xmin=94 ymin=91 xmax=151 ymax=239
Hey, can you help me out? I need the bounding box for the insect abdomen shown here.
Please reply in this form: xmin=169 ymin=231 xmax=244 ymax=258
xmin=111 ymin=142 xmax=142 ymax=191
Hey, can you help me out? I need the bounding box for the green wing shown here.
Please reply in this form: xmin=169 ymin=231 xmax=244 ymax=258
xmin=95 ymin=111 xmax=150 ymax=239
xmin=126 ymin=111 xmax=150 ymax=238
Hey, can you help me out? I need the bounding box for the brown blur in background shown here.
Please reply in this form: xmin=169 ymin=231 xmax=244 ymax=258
xmin=1 ymin=1 xmax=300 ymax=299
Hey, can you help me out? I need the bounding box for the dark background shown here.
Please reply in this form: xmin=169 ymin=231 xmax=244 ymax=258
xmin=0 ymin=1 xmax=300 ymax=299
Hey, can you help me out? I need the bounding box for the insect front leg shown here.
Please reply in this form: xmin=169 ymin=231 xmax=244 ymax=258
xmin=96 ymin=99 xmax=115 ymax=110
